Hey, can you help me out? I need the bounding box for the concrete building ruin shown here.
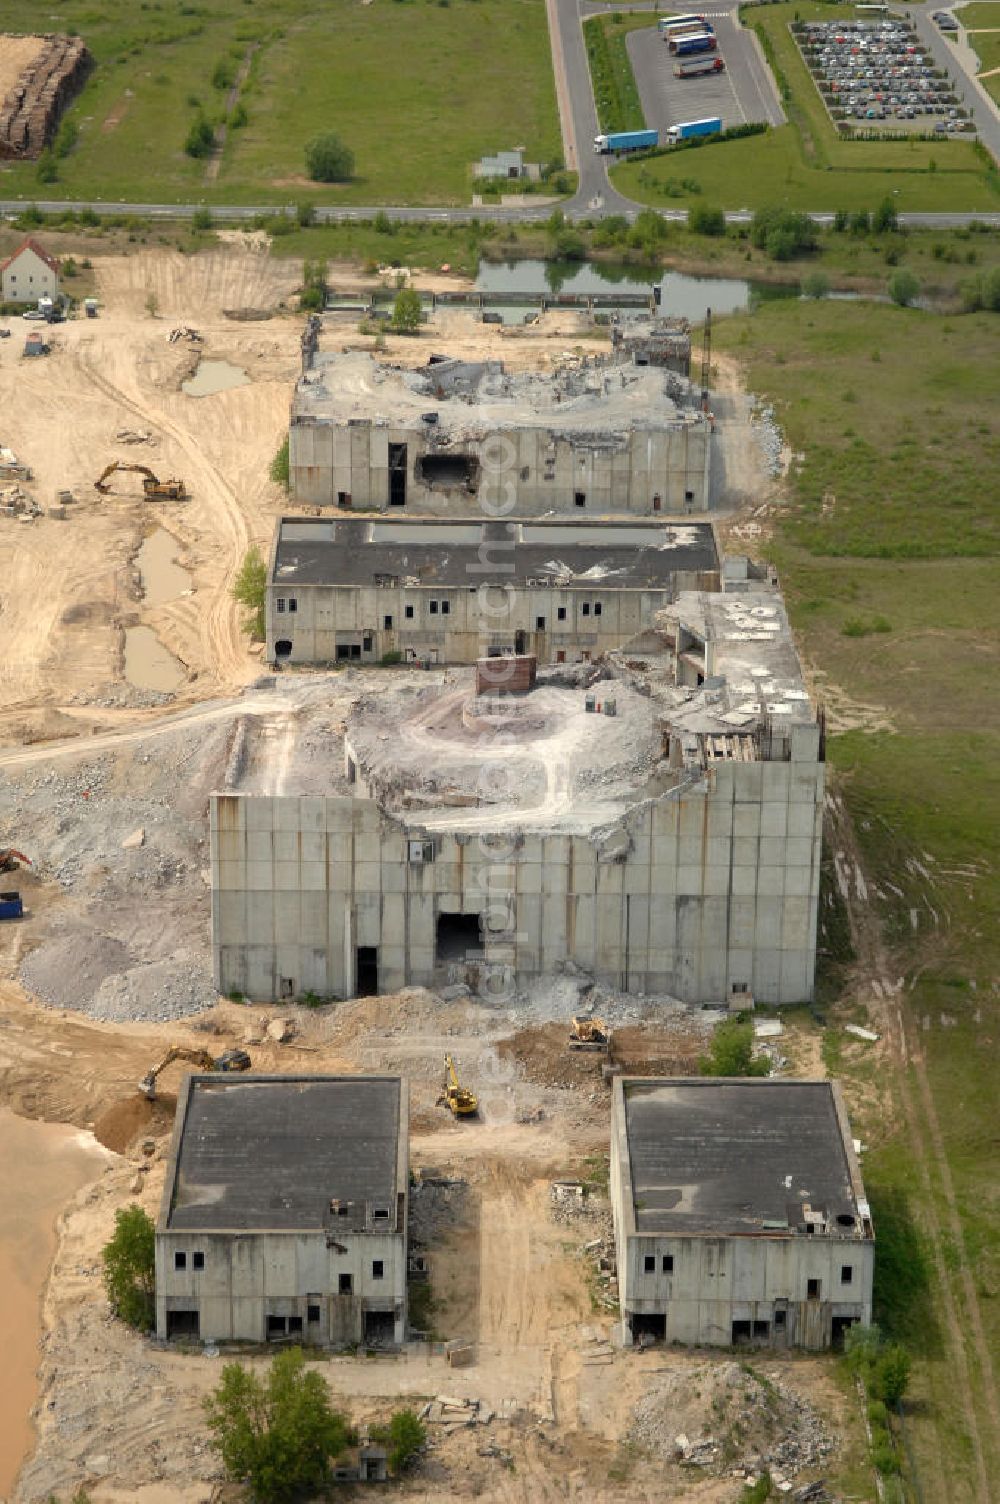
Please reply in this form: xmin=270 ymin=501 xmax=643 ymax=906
xmin=213 ymin=573 xmax=824 ymax=1007
xmin=265 ymin=515 xmax=720 ymax=667
xmin=610 ymin=1078 xmax=874 ymax=1349
xmin=611 ymin=315 xmax=692 ymax=378
xmin=155 ymin=1074 xmax=408 ymax=1346
xmin=289 ymin=350 xmax=711 ymax=515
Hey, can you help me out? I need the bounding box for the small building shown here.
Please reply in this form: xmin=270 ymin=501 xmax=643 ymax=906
xmin=1 ymin=237 xmax=59 ymax=304
xmin=610 ymin=1078 xmax=874 ymax=1349
xmin=473 ymin=147 xmax=540 ymax=181
xmin=265 ymin=514 xmax=720 ymax=667
xmin=155 ymin=1074 xmax=408 ymax=1347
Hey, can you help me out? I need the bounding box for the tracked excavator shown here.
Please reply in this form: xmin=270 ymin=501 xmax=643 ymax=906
xmin=0 ymin=849 xmax=31 ymax=874
xmin=439 ymin=1054 xmax=478 ymax=1118
xmin=94 ymin=461 xmax=188 ymax=501
xmin=138 ymin=1045 xmax=251 ymax=1100
xmin=568 ymin=1017 xmax=610 ymax=1052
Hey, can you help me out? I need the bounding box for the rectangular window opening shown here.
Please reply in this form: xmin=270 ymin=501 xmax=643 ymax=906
xmin=167 ymin=1310 xmax=199 ymax=1338
xmin=841 ymin=1265 xmax=854 ymax=1285
xmin=404 ymin=605 xmax=414 ymax=619
xmin=267 ymin=1315 xmax=287 ymax=1338
xmin=574 ymin=491 xmax=586 ymax=508
xmin=429 ymin=600 xmax=439 ymax=615
xmin=536 ymin=616 xmax=546 ymax=630
xmin=287 ymin=598 xmax=297 ymax=614
xmin=441 ymin=599 xmax=450 ymax=615
xmin=372 ymin=1260 xmax=385 ymax=1280
xmin=174 ymin=1251 xmax=187 ymax=1271
xmin=807 ymin=1278 xmax=821 ymax=1300
xmin=557 ymin=606 xmax=567 ymax=622
xmin=436 ymin=912 xmax=484 ymax=963
xmin=276 ymin=598 xmax=285 ymax=614
xmin=662 ymin=1254 xmax=673 ymax=1273
xmin=339 ymin=1273 xmax=353 ymax=1294
xmin=774 ymin=1308 xmax=787 ymax=1329
xmin=308 ymin=1304 xmax=322 ymax=1322
xmin=581 ymin=603 xmax=590 ymax=617
xmin=192 ymin=1251 xmax=205 ymax=1271
xmin=594 ymin=602 xmax=602 ymax=617
xmin=643 ymin=1254 xmax=655 ymax=1273
xmin=383 ymin=615 xmax=393 ymax=630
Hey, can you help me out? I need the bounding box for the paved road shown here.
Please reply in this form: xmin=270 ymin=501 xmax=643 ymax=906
xmin=629 ymin=11 xmax=784 ymax=138
xmin=902 ymin=3 xmax=1000 ymax=164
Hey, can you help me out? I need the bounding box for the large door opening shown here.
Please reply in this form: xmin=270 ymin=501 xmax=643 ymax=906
xmin=363 ymin=1309 xmax=396 ymax=1347
xmin=356 ymin=946 xmax=379 ymax=997
xmin=731 ymin=1319 xmax=753 ymax=1344
xmin=274 ymin=639 xmax=292 ymax=658
xmin=436 ymin=913 xmax=483 ymax=964
xmin=388 ymin=443 xmax=407 ymax=507
xmin=630 ymin=1312 xmax=666 ymax=1343
xmin=167 ymin=1310 xmax=200 ymax=1338
xmin=832 ymin=1315 xmax=858 ymax=1351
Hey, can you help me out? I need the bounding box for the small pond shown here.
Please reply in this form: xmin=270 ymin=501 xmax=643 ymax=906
xmin=124 ymin=624 xmax=185 ymax=692
xmin=182 ymin=359 xmax=250 ymax=397
xmin=136 ymin=527 xmax=189 ymax=607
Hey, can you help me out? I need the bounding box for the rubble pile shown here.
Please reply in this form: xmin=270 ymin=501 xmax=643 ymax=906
xmin=754 ymin=402 xmax=785 ymax=477
xmin=630 ymin=1360 xmax=835 ymax=1483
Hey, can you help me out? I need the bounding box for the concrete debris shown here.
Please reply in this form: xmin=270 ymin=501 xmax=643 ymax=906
xmin=844 ymin=1024 xmax=880 ymax=1043
xmin=754 ymin=1017 xmax=784 ymax=1038
xmin=115 ymin=428 xmax=155 ymax=445
xmin=425 ymin=1394 xmax=489 ymax=1421
xmin=121 ymin=827 xmax=145 ymax=850
xmin=754 ymin=403 xmax=785 ymax=477
xmin=265 ymin=1016 xmax=295 ymax=1043
xmin=630 ymin=1361 xmax=833 ymax=1480
xmin=168 ymin=326 xmax=202 ymax=343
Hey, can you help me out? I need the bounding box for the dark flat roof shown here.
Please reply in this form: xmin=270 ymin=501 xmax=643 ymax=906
xmin=166 ymin=1075 xmax=401 ymax=1233
xmin=270 ymin=517 xmax=718 ymax=591
xmin=620 ymin=1079 xmax=864 ymax=1238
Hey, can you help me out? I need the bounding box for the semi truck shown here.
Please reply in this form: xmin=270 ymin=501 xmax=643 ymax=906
xmin=666 ymin=116 xmax=723 ymax=145
xmin=675 ymin=55 xmax=725 ymax=77
xmin=659 ymin=14 xmax=713 ymax=36
xmin=668 ymin=30 xmax=717 ymax=55
xmin=593 ymin=128 xmax=658 ymax=154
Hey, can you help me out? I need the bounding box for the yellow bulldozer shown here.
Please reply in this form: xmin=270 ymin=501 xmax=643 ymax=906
xmin=138 ymin=1045 xmax=251 ymax=1100
xmin=439 ymin=1053 xmax=478 ymax=1118
xmin=568 ymin=1016 xmax=610 ymax=1052
xmin=94 ymin=461 xmax=188 ymax=501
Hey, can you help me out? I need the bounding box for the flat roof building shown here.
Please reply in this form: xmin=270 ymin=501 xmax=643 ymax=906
xmin=155 ymin=1074 xmax=408 ymax=1347
xmin=266 ymin=515 xmax=720 ymax=667
xmin=289 ymin=350 xmax=712 ymax=515
xmin=610 ymin=1078 xmax=873 ymax=1349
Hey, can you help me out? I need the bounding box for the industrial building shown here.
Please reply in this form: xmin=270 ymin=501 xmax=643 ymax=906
xmin=155 ymin=1074 xmax=408 ymax=1346
xmin=265 ymin=514 xmax=720 ymax=667
xmin=610 ymin=1078 xmax=874 ymax=1349
xmin=213 ymin=575 xmax=824 ymax=1007
xmin=288 ymin=350 xmax=712 ymax=514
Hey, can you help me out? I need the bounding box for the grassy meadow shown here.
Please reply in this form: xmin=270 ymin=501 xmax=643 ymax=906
xmin=714 ymin=297 xmax=1000 ymax=1500
xmin=0 ymin=0 xmax=561 ymax=205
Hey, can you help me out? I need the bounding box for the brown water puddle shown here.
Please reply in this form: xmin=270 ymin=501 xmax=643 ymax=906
xmin=0 ymin=1106 xmax=111 ymax=1497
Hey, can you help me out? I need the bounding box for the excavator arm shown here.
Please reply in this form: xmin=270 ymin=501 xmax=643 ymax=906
xmin=95 ymin=462 xmax=186 ymax=501
xmin=138 ymin=1046 xmax=217 ymax=1099
xmin=0 ymin=848 xmax=31 ymax=873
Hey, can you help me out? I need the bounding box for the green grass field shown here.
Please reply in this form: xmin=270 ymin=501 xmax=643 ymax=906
xmin=961 ymin=1 xmax=1000 ymax=105
xmin=0 ymin=0 xmax=562 ymax=205
xmin=714 ymin=299 xmax=1000 ymax=1500
xmin=611 ymin=2 xmax=1000 ymax=210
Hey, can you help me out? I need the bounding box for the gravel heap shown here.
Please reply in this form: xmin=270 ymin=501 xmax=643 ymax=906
xmin=754 ymin=402 xmax=785 ymax=477
xmin=630 ymin=1360 xmax=835 ymax=1480
xmin=20 ymin=926 xmax=215 ymax=1022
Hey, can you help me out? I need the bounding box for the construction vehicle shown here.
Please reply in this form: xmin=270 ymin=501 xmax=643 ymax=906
xmin=568 ymin=1017 xmax=610 ymax=1051
xmin=0 ymin=891 xmax=23 ymax=921
xmin=94 ymin=462 xmax=188 ymax=502
xmin=0 ymin=848 xmax=31 ymax=874
xmin=439 ymin=1054 xmax=478 ymax=1118
xmin=138 ymin=1045 xmax=251 ymax=1100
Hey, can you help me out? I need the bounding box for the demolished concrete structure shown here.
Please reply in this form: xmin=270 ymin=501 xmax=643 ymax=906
xmin=610 ymin=1078 xmax=874 ymax=1349
xmin=156 ymin=1074 xmax=408 ymax=1346
xmin=611 ymin=315 xmax=692 ymax=378
xmin=214 ymin=572 xmax=824 ymax=1006
xmin=265 ymin=515 xmax=720 ymax=667
xmin=289 ymin=350 xmax=712 ymax=514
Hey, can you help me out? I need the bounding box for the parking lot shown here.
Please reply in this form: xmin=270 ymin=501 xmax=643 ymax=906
xmin=795 ymin=17 xmax=971 ymax=135
xmin=627 ymin=12 xmax=784 ymax=144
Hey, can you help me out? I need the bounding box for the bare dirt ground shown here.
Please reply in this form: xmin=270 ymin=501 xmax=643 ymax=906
xmin=0 ymin=246 xmax=873 ymax=1502
xmin=0 ymin=36 xmax=47 ymax=106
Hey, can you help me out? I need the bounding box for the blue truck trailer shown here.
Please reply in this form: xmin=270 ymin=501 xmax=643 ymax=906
xmin=0 ymin=891 xmax=23 ymax=920
xmin=593 ymin=128 xmax=659 ymax=154
xmin=666 ymin=116 xmax=723 ymax=145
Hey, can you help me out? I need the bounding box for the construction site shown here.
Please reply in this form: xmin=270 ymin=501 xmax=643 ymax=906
xmin=0 ymin=239 xmax=874 ymax=1504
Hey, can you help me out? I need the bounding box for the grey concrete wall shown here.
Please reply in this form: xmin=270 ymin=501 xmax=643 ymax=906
xmin=616 ymin=1230 xmax=873 ymax=1349
xmin=154 ymin=1227 xmax=406 ymax=1344
xmin=265 ymin=580 xmax=720 ymax=667
xmin=289 ymin=418 xmax=711 ymax=515
xmin=211 ymin=728 xmax=823 ymax=1006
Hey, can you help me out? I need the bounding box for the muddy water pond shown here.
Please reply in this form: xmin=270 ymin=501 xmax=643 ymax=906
xmin=136 ymin=528 xmax=189 ymax=607
xmin=124 ymin=624 xmax=185 ymax=693
xmin=0 ymin=1107 xmax=110 ymax=1497
xmin=181 ymin=359 xmax=250 ymax=397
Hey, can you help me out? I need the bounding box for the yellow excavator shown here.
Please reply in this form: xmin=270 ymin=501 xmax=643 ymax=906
xmin=94 ymin=461 xmax=188 ymax=501
xmin=138 ymin=1045 xmax=251 ymax=1100
xmin=439 ymin=1054 xmax=478 ymax=1118
xmin=568 ymin=1017 xmax=610 ymax=1052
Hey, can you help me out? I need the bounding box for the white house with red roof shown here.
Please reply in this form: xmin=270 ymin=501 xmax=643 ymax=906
xmin=1 ymin=238 xmax=60 ymax=304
